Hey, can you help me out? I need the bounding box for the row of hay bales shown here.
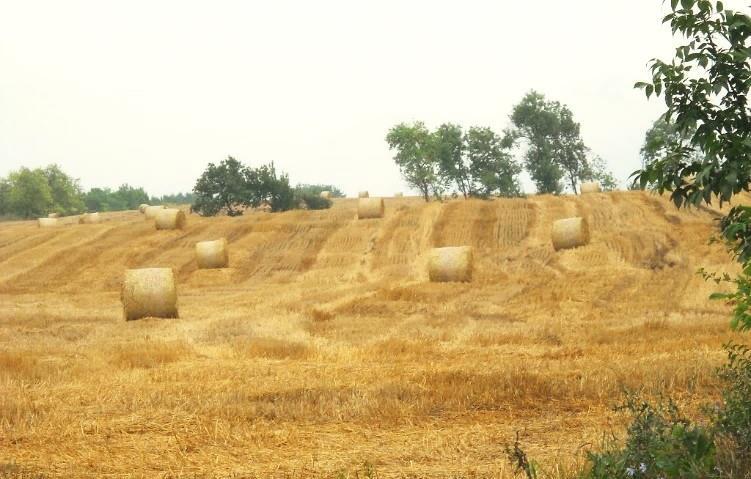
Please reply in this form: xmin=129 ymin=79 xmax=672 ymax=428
xmin=318 ymin=190 xmax=404 ymax=200
xmin=38 ymin=212 xmax=102 ymax=227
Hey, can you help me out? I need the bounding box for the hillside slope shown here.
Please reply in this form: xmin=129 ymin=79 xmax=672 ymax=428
xmin=0 ymin=191 xmax=742 ymax=477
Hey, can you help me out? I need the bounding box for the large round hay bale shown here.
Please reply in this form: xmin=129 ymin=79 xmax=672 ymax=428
xmin=78 ymin=212 xmax=101 ymax=224
xmin=358 ymin=191 xmax=369 ymax=198
xmin=121 ymin=268 xmax=178 ymax=321
xmin=320 ymin=191 xmax=332 ymax=199
xmin=428 ymin=246 xmax=473 ymax=282
xmin=196 ymin=238 xmax=229 ymax=269
xmin=144 ymin=205 xmax=166 ymax=220
xmin=47 ymin=213 xmax=60 ymax=219
xmin=580 ymin=182 xmax=602 ymax=194
xmin=358 ymin=197 xmax=384 ymax=219
xmin=155 ymin=208 xmax=186 ymax=230
xmin=139 ymin=204 xmax=149 ymax=213
xmin=552 ymin=217 xmax=590 ymax=250
xmin=38 ymin=218 xmax=59 ymax=228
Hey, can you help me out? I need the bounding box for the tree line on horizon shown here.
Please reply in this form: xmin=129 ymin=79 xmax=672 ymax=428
xmin=386 ymin=90 xmax=619 ymax=201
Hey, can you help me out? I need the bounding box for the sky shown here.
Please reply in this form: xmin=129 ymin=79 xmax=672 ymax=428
xmin=1 ymin=1 xmax=747 ymax=197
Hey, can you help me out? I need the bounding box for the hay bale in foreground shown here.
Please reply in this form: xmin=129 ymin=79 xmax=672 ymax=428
xmin=580 ymin=182 xmax=602 ymax=194
xmin=428 ymin=246 xmax=473 ymax=282
xmin=552 ymin=217 xmax=590 ymax=250
xmin=78 ymin=212 xmax=101 ymax=224
xmin=38 ymin=218 xmax=59 ymax=228
xmin=358 ymin=191 xmax=369 ymax=198
xmin=320 ymin=191 xmax=332 ymax=199
xmin=196 ymin=238 xmax=229 ymax=269
xmin=358 ymin=197 xmax=384 ymax=219
xmin=144 ymin=205 xmax=166 ymax=219
xmin=139 ymin=204 xmax=149 ymax=213
xmin=155 ymin=208 xmax=186 ymax=230
xmin=121 ymin=268 xmax=178 ymax=321
xmin=47 ymin=213 xmax=60 ymax=219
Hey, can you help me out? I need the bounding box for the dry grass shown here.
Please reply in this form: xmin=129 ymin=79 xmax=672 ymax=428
xmin=0 ymin=191 xmax=746 ymax=477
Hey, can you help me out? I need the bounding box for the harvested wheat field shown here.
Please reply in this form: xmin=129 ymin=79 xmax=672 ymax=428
xmin=0 ymin=191 xmax=746 ymax=477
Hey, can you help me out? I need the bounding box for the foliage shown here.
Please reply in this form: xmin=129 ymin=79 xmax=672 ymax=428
xmin=386 ymin=121 xmax=522 ymax=200
xmin=152 ymin=192 xmax=194 ymax=205
xmin=42 ymin=164 xmax=85 ymax=215
xmin=581 ymin=156 xmax=618 ymax=191
xmin=191 ymin=157 xmax=319 ymax=216
xmin=5 ymin=167 xmax=54 ymax=218
xmin=509 ymin=91 xmax=611 ymax=194
xmin=294 ymin=184 xmax=345 ymax=198
xmin=84 ymin=184 xmax=150 ymax=212
xmin=640 ymin=117 xmax=703 ymax=173
xmin=386 ymin=122 xmax=442 ymax=201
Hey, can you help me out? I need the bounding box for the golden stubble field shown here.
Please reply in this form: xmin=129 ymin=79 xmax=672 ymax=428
xmin=0 ymin=191 xmax=746 ymax=478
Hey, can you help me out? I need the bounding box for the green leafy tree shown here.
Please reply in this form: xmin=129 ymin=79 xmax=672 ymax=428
xmin=0 ymin=178 xmax=11 ymax=216
xmin=293 ymin=184 xmax=345 ymax=198
xmin=386 ymin=122 xmax=442 ymax=201
xmin=7 ymin=167 xmax=53 ymax=218
xmin=248 ymin=162 xmax=295 ymax=212
xmin=42 ymin=164 xmax=84 ymax=215
xmin=465 ymin=126 xmax=523 ymax=197
xmin=581 ymin=156 xmax=618 ymax=191
xmin=433 ymin=123 xmax=469 ymax=197
xmin=192 ymin=156 xmax=253 ymax=216
xmin=640 ymin=117 xmax=702 ymax=172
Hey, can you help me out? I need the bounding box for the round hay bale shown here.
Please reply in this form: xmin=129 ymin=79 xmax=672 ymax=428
xmin=428 ymin=246 xmax=473 ymax=282
xmin=320 ymin=191 xmax=332 ymax=199
xmin=552 ymin=217 xmax=590 ymax=251
xmin=580 ymin=182 xmax=602 ymax=194
xmin=394 ymin=192 xmax=404 ymax=198
xmin=38 ymin=218 xmax=59 ymax=228
xmin=78 ymin=212 xmax=101 ymax=224
xmin=121 ymin=268 xmax=178 ymax=321
xmin=196 ymin=238 xmax=229 ymax=269
xmin=47 ymin=213 xmax=60 ymax=218
xmin=155 ymin=208 xmax=186 ymax=230
xmin=358 ymin=191 xmax=369 ymax=198
xmin=139 ymin=204 xmax=149 ymax=213
xmin=144 ymin=205 xmax=166 ymax=220
xmin=358 ymin=197 xmax=384 ymax=219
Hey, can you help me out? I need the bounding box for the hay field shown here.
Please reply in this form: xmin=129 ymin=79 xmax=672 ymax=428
xmin=0 ymin=191 xmax=743 ymax=477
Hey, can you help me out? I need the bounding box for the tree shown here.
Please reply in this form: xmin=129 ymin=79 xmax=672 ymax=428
xmin=42 ymin=164 xmax=84 ymax=215
xmin=465 ymin=126 xmax=522 ymax=197
xmin=640 ymin=117 xmax=703 ymax=171
xmin=433 ymin=123 xmax=469 ymax=197
xmin=248 ymin=162 xmax=295 ymax=212
xmin=510 ymin=91 xmax=565 ymax=194
xmin=386 ymin=122 xmax=441 ymax=201
xmin=554 ymin=106 xmax=589 ymax=194
xmin=7 ymin=168 xmax=53 ymax=218
xmin=636 ymin=1 xmax=751 ymax=330
xmin=581 ymin=156 xmax=618 ymax=191
xmin=192 ymin=156 xmax=253 ymax=216
xmin=293 ymin=184 xmax=345 ymax=198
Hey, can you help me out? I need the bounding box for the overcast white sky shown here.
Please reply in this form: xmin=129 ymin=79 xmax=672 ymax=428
xmin=1 ymin=1 xmax=747 ymax=197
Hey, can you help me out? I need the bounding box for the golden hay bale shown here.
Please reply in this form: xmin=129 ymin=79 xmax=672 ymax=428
xmin=47 ymin=213 xmax=60 ymax=218
xmin=139 ymin=204 xmax=149 ymax=213
xmin=121 ymin=268 xmax=178 ymax=321
xmin=78 ymin=212 xmax=101 ymax=224
xmin=320 ymin=191 xmax=332 ymax=199
xmin=38 ymin=218 xmax=59 ymax=228
xmin=580 ymin=182 xmax=602 ymax=194
xmin=358 ymin=197 xmax=384 ymax=219
xmin=551 ymin=217 xmax=590 ymax=251
xmin=144 ymin=205 xmax=166 ymax=219
xmin=358 ymin=191 xmax=370 ymax=198
xmin=394 ymin=192 xmax=404 ymax=198
xmin=196 ymin=238 xmax=229 ymax=269
xmin=428 ymin=246 xmax=473 ymax=282
xmin=155 ymin=208 xmax=186 ymax=230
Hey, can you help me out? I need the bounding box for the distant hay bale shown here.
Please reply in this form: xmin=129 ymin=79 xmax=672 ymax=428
xmin=580 ymin=182 xmax=602 ymax=194
xmin=358 ymin=197 xmax=384 ymax=219
xmin=47 ymin=213 xmax=60 ymax=218
xmin=121 ymin=268 xmax=178 ymax=321
xmin=428 ymin=246 xmax=473 ymax=282
xmin=394 ymin=192 xmax=403 ymax=198
xmin=320 ymin=191 xmax=332 ymax=199
xmin=196 ymin=238 xmax=229 ymax=269
xmin=358 ymin=191 xmax=369 ymax=198
xmin=38 ymin=218 xmax=59 ymax=228
xmin=155 ymin=208 xmax=186 ymax=230
xmin=78 ymin=212 xmax=101 ymax=224
xmin=139 ymin=204 xmax=149 ymax=213
xmin=144 ymin=205 xmax=166 ymax=220
xmin=552 ymin=217 xmax=590 ymax=250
